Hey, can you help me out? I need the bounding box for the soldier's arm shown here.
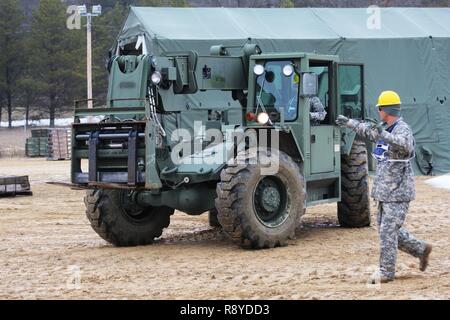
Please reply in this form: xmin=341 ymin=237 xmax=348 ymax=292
xmin=348 ymin=121 xmax=380 ymax=143
xmin=349 ymin=122 xmax=414 ymax=153
xmin=310 ymin=96 xmax=327 ymax=121
xmin=378 ymin=126 xmax=415 ymax=154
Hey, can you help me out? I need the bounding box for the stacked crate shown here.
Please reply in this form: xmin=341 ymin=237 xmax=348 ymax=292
xmin=47 ymin=128 xmax=71 ymax=161
xmin=25 ymin=129 xmax=50 ymax=157
xmin=0 ymin=176 xmax=33 ymax=197
xmin=25 ymin=128 xmax=71 ymax=160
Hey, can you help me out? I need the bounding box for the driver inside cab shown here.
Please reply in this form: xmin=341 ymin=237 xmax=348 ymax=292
xmin=294 ymin=73 xmax=327 ymax=125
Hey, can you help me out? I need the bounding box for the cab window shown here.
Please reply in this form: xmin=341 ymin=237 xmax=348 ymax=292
xmin=254 ymin=60 xmax=299 ymax=122
xmin=338 ymin=65 xmax=364 ymax=119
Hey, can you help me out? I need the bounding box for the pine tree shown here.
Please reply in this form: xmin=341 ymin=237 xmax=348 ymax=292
xmin=133 ymin=0 xmax=165 ymax=6
xmin=0 ymin=0 xmax=25 ymax=128
xmin=17 ymin=33 xmax=38 ymax=127
xmin=170 ymin=0 xmax=190 ymax=6
xmin=133 ymin=0 xmax=189 ymax=6
xmin=279 ymin=0 xmax=294 ymax=7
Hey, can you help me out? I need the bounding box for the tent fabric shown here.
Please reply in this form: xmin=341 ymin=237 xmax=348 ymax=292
xmin=121 ymin=7 xmax=450 ymax=41
xmin=118 ymin=7 xmax=450 ymax=174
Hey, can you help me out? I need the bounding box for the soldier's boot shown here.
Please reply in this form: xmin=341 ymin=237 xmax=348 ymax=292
xmin=370 ymin=272 xmax=394 ymax=284
xmin=419 ymin=244 xmax=433 ymax=272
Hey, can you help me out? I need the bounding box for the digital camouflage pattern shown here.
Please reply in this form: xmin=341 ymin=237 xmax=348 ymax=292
xmin=310 ymin=96 xmax=327 ymax=126
xmin=341 ymin=116 xmax=429 ymax=279
xmin=377 ymin=202 xmax=427 ymax=279
xmin=348 ymin=118 xmax=415 ymax=202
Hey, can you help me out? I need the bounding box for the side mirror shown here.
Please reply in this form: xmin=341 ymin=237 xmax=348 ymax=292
xmin=300 ymin=72 xmax=318 ymax=97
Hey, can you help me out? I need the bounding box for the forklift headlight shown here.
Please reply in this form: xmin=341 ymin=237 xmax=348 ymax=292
xmin=253 ymin=64 xmax=265 ymax=76
xmin=257 ymin=112 xmax=270 ymax=125
xmin=282 ymin=64 xmax=294 ymax=77
xmin=151 ymin=71 xmax=162 ymax=85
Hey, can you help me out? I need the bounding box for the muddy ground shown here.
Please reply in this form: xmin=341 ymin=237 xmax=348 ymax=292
xmin=0 ymin=157 xmax=449 ymax=300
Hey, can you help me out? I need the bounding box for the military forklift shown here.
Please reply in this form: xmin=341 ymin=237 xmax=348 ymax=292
xmin=72 ymin=43 xmax=370 ymax=249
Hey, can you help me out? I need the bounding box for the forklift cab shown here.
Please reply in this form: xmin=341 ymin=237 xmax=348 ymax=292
xmin=247 ymin=52 xmax=365 ymax=177
xmin=307 ymin=58 xmax=365 ymax=175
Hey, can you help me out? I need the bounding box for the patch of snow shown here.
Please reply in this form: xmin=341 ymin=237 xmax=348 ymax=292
xmin=425 ymin=175 xmax=450 ymax=190
xmin=1 ymin=117 xmax=104 ymax=128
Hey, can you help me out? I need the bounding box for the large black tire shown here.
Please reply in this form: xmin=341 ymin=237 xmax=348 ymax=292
xmin=84 ymin=189 xmax=174 ymax=247
xmin=215 ymin=150 xmax=305 ymax=249
xmin=338 ymin=139 xmax=371 ymax=227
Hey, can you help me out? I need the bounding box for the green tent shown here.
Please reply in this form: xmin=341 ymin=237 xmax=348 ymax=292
xmin=117 ymin=7 xmax=450 ymax=174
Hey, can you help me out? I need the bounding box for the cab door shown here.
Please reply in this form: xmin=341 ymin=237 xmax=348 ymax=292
xmin=308 ymin=65 xmax=334 ymax=174
xmin=333 ymin=63 xmax=365 ymax=155
xmin=310 ymin=125 xmax=335 ymax=174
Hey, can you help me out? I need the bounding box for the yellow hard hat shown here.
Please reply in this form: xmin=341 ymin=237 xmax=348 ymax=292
xmin=376 ymin=90 xmax=402 ymax=107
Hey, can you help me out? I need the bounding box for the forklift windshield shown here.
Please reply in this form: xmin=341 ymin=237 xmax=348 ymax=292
xmin=254 ymin=60 xmax=299 ymax=122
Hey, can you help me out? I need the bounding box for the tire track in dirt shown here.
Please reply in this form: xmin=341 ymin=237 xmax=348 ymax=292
xmin=0 ymin=159 xmax=449 ymax=299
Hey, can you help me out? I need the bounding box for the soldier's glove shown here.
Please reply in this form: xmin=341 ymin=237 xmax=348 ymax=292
xmin=371 ymin=122 xmax=385 ymax=134
xmin=335 ymin=115 xmax=349 ymax=127
xmin=336 ymin=115 xmax=358 ymax=129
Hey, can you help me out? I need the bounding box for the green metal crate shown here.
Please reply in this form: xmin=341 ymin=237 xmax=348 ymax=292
xmin=0 ymin=176 xmax=33 ymax=197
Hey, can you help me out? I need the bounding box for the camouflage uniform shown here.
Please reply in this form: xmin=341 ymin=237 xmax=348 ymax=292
xmin=310 ymin=96 xmax=327 ymax=126
xmin=349 ymin=118 xmax=428 ymax=279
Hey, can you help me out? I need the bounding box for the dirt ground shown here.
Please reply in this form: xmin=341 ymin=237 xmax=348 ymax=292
xmin=0 ymin=156 xmax=449 ymax=300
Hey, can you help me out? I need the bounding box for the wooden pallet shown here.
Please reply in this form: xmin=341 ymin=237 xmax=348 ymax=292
xmin=0 ymin=176 xmax=33 ymax=197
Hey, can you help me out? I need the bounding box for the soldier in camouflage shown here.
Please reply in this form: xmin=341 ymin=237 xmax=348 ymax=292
xmin=336 ymin=90 xmax=432 ymax=284
xmin=310 ymin=96 xmax=327 ymax=126
xmin=287 ymin=73 xmax=326 ymax=124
